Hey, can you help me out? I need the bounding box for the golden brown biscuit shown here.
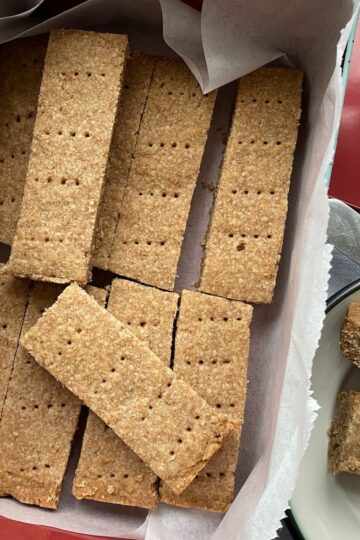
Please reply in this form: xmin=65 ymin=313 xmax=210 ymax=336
xmin=93 ymin=53 xmax=156 ymax=270
xmin=160 ymin=290 xmax=252 ymax=511
xmin=0 ymin=36 xmax=47 ymax=245
xmin=340 ymin=302 xmax=360 ymax=367
xmin=328 ymin=390 xmax=360 ymax=474
xmin=108 ymin=58 xmax=216 ymax=289
xmin=8 ymin=29 xmax=127 ymax=284
xmin=73 ymin=278 xmax=178 ymax=508
xmin=200 ymin=68 xmax=303 ymax=303
xmin=0 ymin=283 xmax=106 ymax=508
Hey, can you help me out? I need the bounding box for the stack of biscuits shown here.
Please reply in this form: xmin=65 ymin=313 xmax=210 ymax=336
xmin=0 ymin=29 xmax=303 ymax=512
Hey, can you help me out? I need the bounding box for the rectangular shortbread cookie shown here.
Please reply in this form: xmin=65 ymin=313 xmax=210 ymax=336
xmin=93 ymin=53 xmax=156 ymax=269
xmin=0 ymin=267 xmax=30 ymax=416
xmin=160 ymin=290 xmax=252 ymax=511
xmin=108 ymin=58 xmax=217 ymax=289
xmin=0 ymin=36 xmax=47 ymax=245
xmin=200 ymin=68 xmax=303 ymax=303
xmin=73 ymin=278 xmax=179 ymax=508
xmin=8 ymin=29 xmax=127 ymax=284
xmin=23 ymin=283 xmax=234 ymax=495
xmin=0 ymin=283 xmax=106 ymax=508
xmin=328 ymin=390 xmax=360 ymax=475
xmin=340 ymin=302 xmax=360 ymax=367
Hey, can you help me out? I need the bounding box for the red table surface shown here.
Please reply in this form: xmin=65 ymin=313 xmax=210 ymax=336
xmin=329 ymin=19 xmax=360 ymax=208
xmin=1 ymin=2 xmax=359 ymax=540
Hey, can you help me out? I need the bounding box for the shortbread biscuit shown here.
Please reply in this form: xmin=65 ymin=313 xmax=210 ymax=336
xmin=23 ymin=284 xmax=234 ymax=495
xmin=73 ymin=279 xmax=178 ymax=508
xmin=0 ymin=283 xmax=106 ymax=508
xmin=328 ymin=390 xmax=360 ymax=474
xmin=0 ymin=36 xmax=47 ymax=245
xmin=200 ymin=68 xmax=303 ymax=303
xmin=93 ymin=53 xmax=155 ymax=269
xmin=0 ymin=268 xmax=30 ymax=416
xmin=8 ymin=29 xmax=127 ymax=284
xmin=160 ymin=290 xmax=252 ymax=511
xmin=340 ymin=302 xmax=360 ymax=367
xmin=108 ymin=58 xmax=216 ymax=289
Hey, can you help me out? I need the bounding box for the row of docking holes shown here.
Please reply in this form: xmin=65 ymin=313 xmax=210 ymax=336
xmin=35 ymin=177 xmax=179 ymax=198
xmin=0 ymin=149 xmax=27 ymax=163
xmin=16 ymin=465 xmax=138 ymax=478
xmin=158 ymin=83 xmax=208 ymax=99
xmin=22 ymin=59 xmax=40 ymax=68
xmin=97 ymin=472 xmax=129 ymax=479
xmin=1 ymin=317 xmax=242 ymax=332
xmin=140 ymin=381 xmax=173 ymax=422
xmin=122 ymin=240 xmax=166 ymax=247
xmin=18 ymin=463 xmax=51 ymax=473
xmin=168 ymin=416 xmax=222 ymax=458
xmin=238 ymin=140 xmax=282 ymax=146
xmin=0 ymin=196 xmax=16 ymax=206
xmin=43 ymin=129 xmax=91 ymax=138
xmin=185 ymin=358 xmax=232 ymax=367
xmin=240 ymin=98 xmax=284 ymax=105
xmin=148 ymin=142 xmax=191 ymax=149
xmin=195 ymin=471 xmax=227 ymax=480
xmin=228 ymin=232 xmax=273 ymax=240
xmin=126 ymin=320 xmax=159 ymax=328
xmin=4 ymin=112 xmax=35 ymax=127
xmin=35 ymin=176 xmax=81 ymax=186
xmin=197 ymin=316 xmax=242 ymax=322
xmin=232 ymin=189 xmax=276 ymax=195
xmin=91 ymin=471 xmax=228 ymax=480
xmin=137 ymin=191 xmax=180 ymax=198
xmin=20 ymin=400 xmax=66 ymax=411
xmin=60 ymin=71 xmax=107 ymax=78
xmin=28 ymin=235 xmax=64 ymax=243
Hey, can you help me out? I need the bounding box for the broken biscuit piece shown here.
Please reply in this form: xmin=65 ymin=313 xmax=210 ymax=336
xmin=328 ymin=390 xmax=360 ymax=475
xmin=340 ymin=302 xmax=360 ymax=367
xmin=0 ymin=268 xmax=30 ymax=417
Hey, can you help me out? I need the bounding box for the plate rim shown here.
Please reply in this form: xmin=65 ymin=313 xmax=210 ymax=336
xmin=288 ymin=278 xmax=360 ymax=540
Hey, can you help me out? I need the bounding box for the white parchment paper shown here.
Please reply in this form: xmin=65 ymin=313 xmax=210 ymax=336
xmin=0 ymin=1 xmax=358 ymax=539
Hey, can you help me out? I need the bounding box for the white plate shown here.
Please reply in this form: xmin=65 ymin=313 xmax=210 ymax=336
xmin=290 ymin=281 xmax=360 ymax=540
